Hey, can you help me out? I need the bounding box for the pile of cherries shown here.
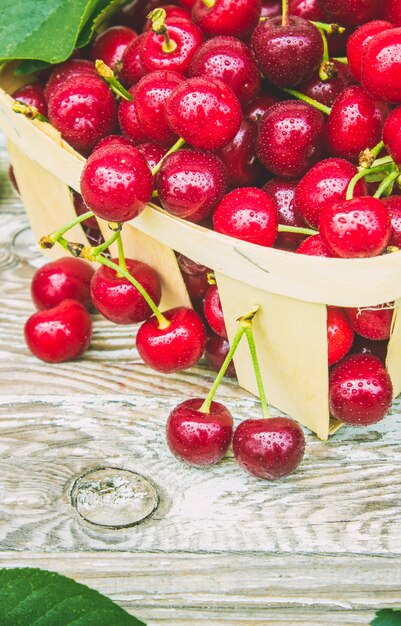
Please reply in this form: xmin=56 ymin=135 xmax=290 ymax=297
xmin=13 ymin=0 xmax=401 ymax=480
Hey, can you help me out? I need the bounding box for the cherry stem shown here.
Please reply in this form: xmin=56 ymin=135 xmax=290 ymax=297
xmin=311 ymin=22 xmax=345 ymax=36
xmin=39 ymin=210 xmax=94 ymax=248
xmin=202 ymin=0 xmax=215 ymax=7
xmin=116 ymin=230 xmax=128 ymax=275
xmin=320 ymin=29 xmax=329 ymax=65
xmin=12 ymin=101 xmax=48 ymax=123
xmin=152 ymin=137 xmax=185 ymax=175
xmin=148 ymin=9 xmax=178 ymax=53
xmin=333 ymin=57 xmax=348 ymax=64
xmin=199 ymin=325 xmax=245 ymax=414
xmin=278 ymin=224 xmax=317 ymax=236
xmin=373 ymin=169 xmax=400 ymax=199
xmin=282 ymin=0 xmax=289 ymax=27
xmin=359 ymin=140 xmax=385 ymax=168
xmin=244 ymin=326 xmax=271 ymax=420
xmin=280 ymin=88 xmax=331 ymax=115
xmin=346 ymin=163 xmax=396 ymax=200
xmin=92 ymin=229 xmax=120 ymax=256
xmin=95 ymin=60 xmax=133 ymax=101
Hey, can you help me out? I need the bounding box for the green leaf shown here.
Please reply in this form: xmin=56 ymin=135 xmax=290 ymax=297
xmin=0 ymin=568 xmax=147 ymax=626
xmin=372 ymin=609 xmax=401 ymax=626
xmin=0 ymin=0 xmax=102 ymax=64
xmin=77 ymin=0 xmax=131 ymax=48
xmin=14 ymin=60 xmax=52 ymax=76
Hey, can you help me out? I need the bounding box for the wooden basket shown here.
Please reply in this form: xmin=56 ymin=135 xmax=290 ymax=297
xmin=2 ymin=64 xmax=401 ymax=440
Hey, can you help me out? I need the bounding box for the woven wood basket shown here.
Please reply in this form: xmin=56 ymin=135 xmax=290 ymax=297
xmin=2 ymin=63 xmax=401 ymax=440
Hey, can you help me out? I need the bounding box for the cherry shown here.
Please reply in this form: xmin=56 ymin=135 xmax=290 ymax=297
xmin=244 ymin=91 xmax=280 ymax=124
xmin=263 ymin=178 xmax=306 ymax=251
xmin=351 ymin=335 xmax=388 ymax=363
xmin=192 ymin=0 xmax=261 ymax=41
xmin=31 ymin=257 xmax=94 ymax=311
xmin=140 ymin=17 xmax=204 ymax=74
xmin=86 ymin=227 xmax=105 ymax=249
xmin=362 ymin=28 xmax=401 ymax=104
xmin=144 ymin=6 xmax=192 ymax=30
xmin=95 ymin=134 xmax=137 ymax=153
xmin=166 ymin=398 xmax=233 ymax=466
xmin=136 ymin=306 xmax=206 ymax=373
xmin=347 ymin=21 xmax=394 ymax=83
xmin=72 ymin=190 xmax=99 ymax=230
xmin=383 ymin=0 xmax=401 ymax=26
xmin=24 ymin=299 xmax=92 ymax=363
xmin=158 ymin=148 xmax=227 ymax=222
xmin=12 ymin=82 xmax=47 ymax=117
xmin=329 ymin=353 xmax=393 ymax=425
xmin=204 ymin=284 xmax=227 ymax=338
xmin=91 ymin=258 xmax=161 ymax=324
xmin=296 ymin=233 xmax=335 ymax=256
xmin=213 ymin=187 xmax=278 ymax=246
xmin=289 ymin=0 xmax=325 ymax=20
xmin=299 ymin=60 xmax=355 ymax=108
xmin=327 ymin=307 xmax=354 ymax=366
xmin=177 ymin=254 xmax=210 ymax=300
xmin=316 ymin=0 xmax=382 ymax=27
xmin=90 ymin=26 xmax=138 ymax=70
xmin=80 ymin=144 xmax=153 ymax=222
xmin=217 ymin=118 xmax=263 ymax=188
xmin=294 ymin=158 xmax=366 ymax=229
xmin=189 ymin=36 xmax=260 ymax=105
xmin=382 ymin=196 xmax=401 ymax=247
xmin=118 ymin=86 xmax=148 ymax=144
xmin=8 ymin=166 xmax=19 ymax=194
xmin=166 ymin=77 xmax=242 ymax=150
xmin=119 ymin=33 xmax=147 ymax=86
xmin=319 ymin=197 xmax=391 ymax=259
xmin=176 ymin=0 xmax=197 ymax=10
xmin=326 ymin=86 xmax=389 ymax=161
xmin=136 ymin=142 xmax=167 ymax=170
xmin=44 ymin=59 xmax=97 ymax=101
xmin=383 ymin=107 xmax=401 ymax=167
xmin=48 ymin=75 xmax=117 ymax=152
xmin=252 ymin=16 xmax=323 ymax=88
xmin=233 ymin=417 xmax=305 ymax=480
xmin=134 ymin=71 xmax=184 ymax=145
xmin=256 ymin=101 xmax=325 ymax=178
xmin=346 ymin=306 xmax=393 ymax=341
xmin=205 ymin=333 xmax=236 ymax=377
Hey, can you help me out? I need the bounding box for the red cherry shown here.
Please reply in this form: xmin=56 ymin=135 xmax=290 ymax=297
xmin=143 ymin=5 xmax=192 ymax=30
xmin=24 ymin=299 xmax=92 ymax=363
xmin=203 ymin=284 xmax=227 ymax=339
xmin=217 ymin=118 xmax=263 ymax=188
xmin=294 ymin=158 xmax=366 ymax=229
xmin=289 ymin=0 xmax=325 ymax=20
xmin=252 ymin=16 xmax=323 ymax=88
xmin=136 ymin=306 xmax=206 ymax=373
xmin=213 ymin=187 xmax=278 ymax=246
xmin=189 ymin=36 xmax=260 ymax=105
xmin=296 ymin=234 xmax=335 ymax=256
xmin=158 ymin=148 xmax=227 ymax=222
xmin=326 ymin=86 xmax=389 ymax=161
xmin=177 ymin=254 xmax=210 ymax=276
xmin=383 ymin=0 xmax=401 ymax=26
xmin=261 ymin=0 xmax=281 ymax=19
xmin=72 ymin=190 xmax=99 ymax=230
xmin=351 ymin=335 xmax=388 ymax=362
xmin=134 ymin=70 xmax=185 ymax=145
xmin=44 ymin=59 xmax=97 ymax=101
xmin=90 ymin=26 xmax=138 ymax=70
xmin=48 ymin=75 xmax=117 ymax=152
xmin=346 ymin=306 xmax=393 ymax=341
xmin=119 ymin=33 xmax=147 ymax=86
xmin=90 ymin=258 xmax=161 ymax=324
xmin=80 ymin=144 xmax=153 ymax=222
xmin=177 ymin=254 xmax=210 ymax=300
xmin=205 ymin=333 xmax=236 ymax=377
xmin=329 ymin=353 xmax=393 ymax=425
xmin=136 ymin=142 xmax=167 ymax=170
xmin=118 ymin=86 xmax=148 ymax=144
xmin=382 ymin=196 xmax=401 ymax=247
xmin=233 ymin=417 xmax=305 ymax=480
xmin=140 ymin=18 xmax=204 ymax=74
xmin=327 ymin=307 xmax=354 ymax=366
xmin=192 ymin=0 xmax=261 ymax=41
xmin=319 ymin=197 xmax=391 ymax=258
xmin=347 ymin=21 xmax=394 ymax=82
xmin=256 ymin=101 xmax=325 ymax=178
xmin=316 ymin=0 xmax=382 ymax=27
xmin=95 ymin=134 xmax=137 ymax=153
xmin=166 ymin=77 xmax=242 ymax=150
xmin=299 ymin=60 xmax=355 ymax=108
xmin=12 ymin=82 xmax=47 ymax=117
xmin=244 ymin=91 xmax=280 ymax=124
xmin=383 ymin=107 xmax=401 ymax=166
xmin=263 ymin=178 xmax=306 ymax=251
xmin=8 ymin=165 xmax=19 ymax=194
xmin=362 ymin=28 xmax=401 ymax=104
xmin=31 ymin=257 xmax=94 ymax=311
xmin=166 ymin=398 xmax=233 ymax=466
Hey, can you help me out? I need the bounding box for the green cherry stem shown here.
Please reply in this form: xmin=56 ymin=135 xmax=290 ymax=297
xmin=12 ymin=101 xmax=48 ymax=123
xmin=346 ymin=163 xmax=396 ymax=200
xmin=282 ymin=0 xmax=289 ymax=27
xmin=39 ymin=210 xmax=94 ymax=248
xmin=152 ymin=137 xmax=185 ymax=175
xmin=311 ymin=22 xmax=345 ymax=35
xmin=148 ymin=8 xmax=178 ymax=52
xmin=244 ymin=325 xmax=271 ymax=419
xmin=373 ymin=169 xmax=400 ymax=199
xmin=359 ymin=140 xmax=385 ymax=168
xmin=333 ymin=56 xmax=348 ymax=63
xmin=116 ymin=231 xmax=128 ymax=274
xmin=280 ymin=88 xmax=331 ymax=115
xmin=92 ymin=229 xmax=121 ymax=256
xmin=95 ymin=60 xmax=133 ymax=101
xmin=318 ymin=31 xmax=337 ymax=81
xmin=278 ymin=224 xmax=318 ymax=236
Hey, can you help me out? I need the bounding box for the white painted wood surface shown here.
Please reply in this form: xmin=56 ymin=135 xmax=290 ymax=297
xmin=1 ymin=132 xmax=401 ymax=625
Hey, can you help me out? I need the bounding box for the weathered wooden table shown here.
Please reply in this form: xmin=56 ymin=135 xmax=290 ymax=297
xmin=1 ymin=132 xmax=401 ymax=625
